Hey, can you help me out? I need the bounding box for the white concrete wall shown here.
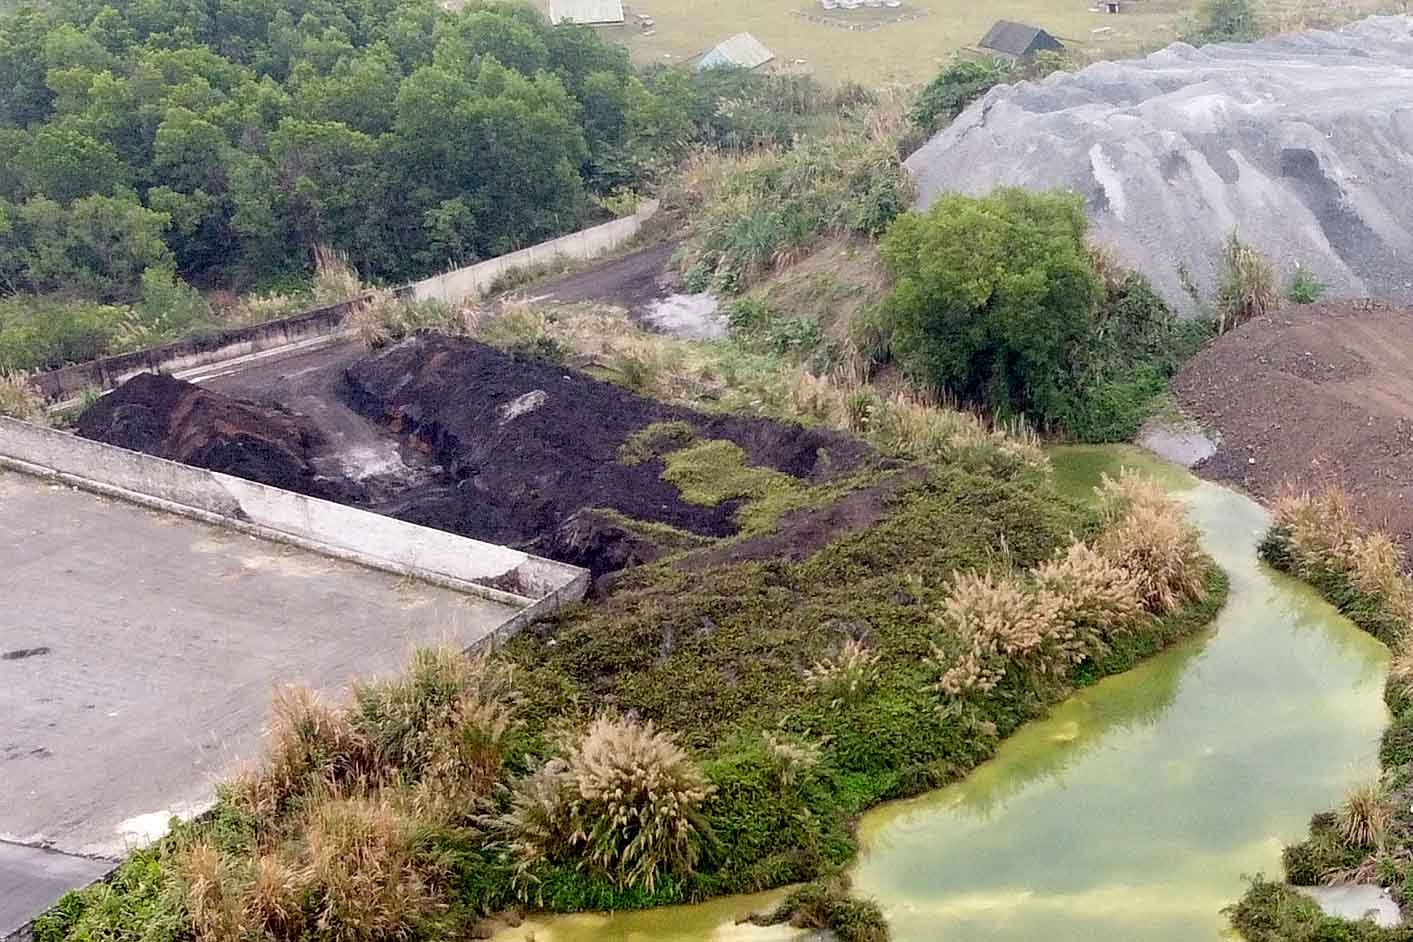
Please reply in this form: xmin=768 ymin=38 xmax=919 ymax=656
xmin=0 ymin=418 xmax=588 ymax=611
xmin=409 ymin=200 xmax=660 ymax=305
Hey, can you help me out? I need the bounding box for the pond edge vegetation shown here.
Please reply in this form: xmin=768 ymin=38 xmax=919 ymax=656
xmin=1228 ymin=488 xmax=1413 ymax=941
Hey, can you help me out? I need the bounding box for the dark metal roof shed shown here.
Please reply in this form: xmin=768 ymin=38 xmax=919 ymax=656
xmin=979 ymin=20 xmax=1064 ymax=59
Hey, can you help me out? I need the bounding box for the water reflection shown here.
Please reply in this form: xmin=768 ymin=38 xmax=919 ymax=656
xmin=852 ymin=448 xmax=1388 ymax=941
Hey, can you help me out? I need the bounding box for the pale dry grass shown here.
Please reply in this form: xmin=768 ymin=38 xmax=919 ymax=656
xmin=0 ymin=370 xmax=46 ymax=423
xmin=1095 ymin=471 xmax=1208 ymax=615
xmin=934 ymin=543 xmax=1144 ymax=696
xmin=472 ymin=302 xmax=1048 ymax=481
xmin=804 ymin=638 xmax=882 ymax=707
xmin=1033 ymin=541 xmax=1146 ymax=637
xmin=231 ymin=685 xmax=369 ymax=818
xmin=176 ymin=840 xmax=247 ymax=942
xmin=303 ymin=796 xmax=439 ymax=941
xmin=1271 ymin=487 xmax=1413 ymax=629
xmin=245 ymin=853 xmax=303 ymax=938
xmin=1337 ymin=780 xmax=1391 ymax=850
xmin=312 ymin=245 xmax=364 ymax=306
xmin=500 ymin=714 xmax=713 ymax=893
xmin=761 ymin=732 xmax=822 ymax=789
xmin=935 ymin=474 xmax=1205 ymax=695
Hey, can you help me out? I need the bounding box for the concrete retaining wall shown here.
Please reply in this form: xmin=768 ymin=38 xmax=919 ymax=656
xmin=0 ymin=417 xmax=589 ymax=619
xmin=407 ymin=199 xmax=660 ymax=304
xmin=30 ymin=201 xmax=660 ymax=403
xmin=31 ymin=300 xmax=359 ymax=403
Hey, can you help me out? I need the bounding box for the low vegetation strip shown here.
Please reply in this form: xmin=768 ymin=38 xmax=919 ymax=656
xmin=1228 ymin=488 xmax=1413 ymax=940
xmin=37 ymin=423 xmax=1224 ymax=940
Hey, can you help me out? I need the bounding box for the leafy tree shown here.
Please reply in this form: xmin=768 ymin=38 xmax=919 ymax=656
xmin=881 ymin=188 xmax=1102 ymax=421
xmin=16 ymin=125 xmax=129 ymax=201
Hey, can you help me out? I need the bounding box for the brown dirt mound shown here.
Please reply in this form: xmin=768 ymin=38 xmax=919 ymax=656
xmin=1174 ymin=299 xmax=1413 ymax=550
xmin=76 ymin=372 xmax=330 ymax=496
xmin=342 ymin=335 xmax=874 ymax=559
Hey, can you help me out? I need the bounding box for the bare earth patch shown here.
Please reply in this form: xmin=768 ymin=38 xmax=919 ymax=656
xmin=1174 ymin=300 xmax=1413 ymax=551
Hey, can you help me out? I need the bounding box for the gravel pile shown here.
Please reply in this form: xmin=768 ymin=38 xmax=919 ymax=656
xmin=906 ymin=16 xmax=1413 ymax=311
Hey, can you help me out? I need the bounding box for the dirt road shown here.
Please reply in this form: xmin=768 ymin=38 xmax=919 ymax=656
xmin=519 ymin=240 xmax=680 ymax=314
xmin=1174 ymin=300 xmax=1413 ymax=550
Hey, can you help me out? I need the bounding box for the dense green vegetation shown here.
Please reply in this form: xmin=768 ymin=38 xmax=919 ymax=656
xmin=909 ymin=51 xmax=1072 ymax=134
xmin=674 ymin=129 xmax=912 ymax=296
xmin=878 ymin=188 xmax=1210 ymax=440
xmin=1228 ymin=489 xmax=1413 ymax=941
xmin=0 ymin=0 xmax=864 ymax=372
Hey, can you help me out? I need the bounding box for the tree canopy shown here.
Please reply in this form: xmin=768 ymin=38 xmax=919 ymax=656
xmin=880 ymin=188 xmax=1102 ymax=422
xmin=0 ymin=0 xmax=815 ymax=299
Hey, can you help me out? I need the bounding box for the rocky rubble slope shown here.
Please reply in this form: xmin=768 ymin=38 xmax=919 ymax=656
xmin=906 ymin=16 xmax=1413 ymax=311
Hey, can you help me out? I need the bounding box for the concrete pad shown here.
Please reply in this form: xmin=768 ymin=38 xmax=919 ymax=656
xmin=0 ymin=842 xmax=112 ymax=938
xmin=0 ymin=469 xmax=520 ymax=930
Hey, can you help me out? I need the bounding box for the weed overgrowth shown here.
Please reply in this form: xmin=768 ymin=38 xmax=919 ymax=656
xmin=0 ymin=370 xmax=46 ymax=423
xmin=1216 ymin=232 xmax=1277 ymax=333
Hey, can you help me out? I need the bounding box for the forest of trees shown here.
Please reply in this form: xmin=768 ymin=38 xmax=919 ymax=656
xmin=0 ymin=0 xmax=833 ymax=310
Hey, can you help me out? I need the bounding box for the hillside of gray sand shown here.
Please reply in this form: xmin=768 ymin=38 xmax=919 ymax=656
xmin=906 ymin=16 xmax=1413 ymax=311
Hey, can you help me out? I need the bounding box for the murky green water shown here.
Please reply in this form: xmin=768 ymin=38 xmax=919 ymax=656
xmin=501 ymin=447 xmax=1389 ymax=942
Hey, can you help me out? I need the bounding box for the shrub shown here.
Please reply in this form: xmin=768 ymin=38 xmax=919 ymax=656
xmin=880 ymin=188 xmax=1102 ymax=422
xmin=1287 ymin=265 xmax=1325 ymax=304
xmin=1336 ymin=780 xmax=1389 ymax=850
xmin=804 ymin=638 xmax=882 ymax=708
xmin=0 ymin=370 xmax=46 ymax=423
xmin=1216 ymin=231 xmax=1277 ymax=333
xmin=503 ymin=715 xmax=714 ymax=893
xmin=911 ymin=57 xmax=1014 ymax=131
xmin=114 ymin=266 xmax=214 ymax=352
xmin=0 ymin=296 xmax=118 ymax=372
xmin=1184 ymin=0 xmax=1262 ymax=44
xmin=1057 ymin=270 xmax=1210 ymax=442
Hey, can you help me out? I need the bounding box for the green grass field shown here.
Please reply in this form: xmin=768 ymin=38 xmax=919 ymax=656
xmin=544 ymin=0 xmax=1194 ymax=85
xmin=537 ymin=0 xmax=1392 ymax=86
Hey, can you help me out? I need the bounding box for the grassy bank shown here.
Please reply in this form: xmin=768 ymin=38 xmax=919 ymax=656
xmin=1228 ymin=489 xmax=1412 ymax=941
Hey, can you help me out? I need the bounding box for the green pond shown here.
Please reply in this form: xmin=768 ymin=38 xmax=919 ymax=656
xmin=500 ymin=447 xmax=1390 ymax=942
